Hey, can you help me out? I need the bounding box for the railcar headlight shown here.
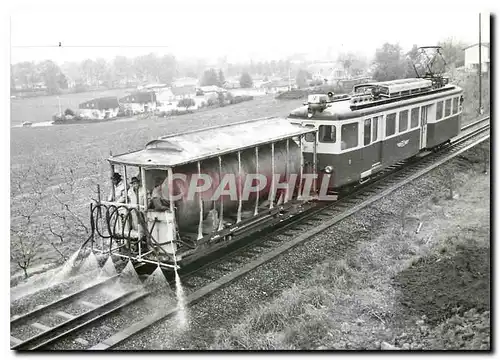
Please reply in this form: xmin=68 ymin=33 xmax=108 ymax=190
xmin=324 ymin=166 xmax=333 ymax=174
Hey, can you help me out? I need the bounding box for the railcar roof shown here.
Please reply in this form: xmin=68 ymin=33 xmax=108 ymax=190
xmin=108 ymin=117 xmax=315 ymax=168
xmin=288 ymin=84 xmax=462 ymax=121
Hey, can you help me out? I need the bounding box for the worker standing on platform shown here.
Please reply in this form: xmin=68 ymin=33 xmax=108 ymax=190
xmin=108 ymin=172 xmax=126 ymax=202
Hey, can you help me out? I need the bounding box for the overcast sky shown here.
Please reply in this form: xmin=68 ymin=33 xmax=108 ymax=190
xmin=9 ymin=1 xmax=492 ymax=65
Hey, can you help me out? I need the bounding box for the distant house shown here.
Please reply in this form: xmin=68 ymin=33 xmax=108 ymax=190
xmin=252 ymin=79 xmax=267 ymax=89
xmin=171 ymin=85 xmax=196 ymax=100
xmin=464 ymin=43 xmax=490 ymax=73
xmin=78 ymin=97 xmax=120 ymax=119
xmin=263 ymin=80 xmax=295 ymax=94
xmin=65 ymin=76 xmax=76 ymax=89
xmin=195 ymin=85 xmax=225 ymax=101
xmin=223 ymin=79 xmax=240 ymax=89
xmin=172 ymin=77 xmax=199 ymax=87
xmin=33 ymin=82 xmax=47 ymax=90
xmin=198 ymin=85 xmax=226 ymax=94
xmin=119 ymin=92 xmax=157 ymax=114
xmin=155 ymin=88 xmax=176 ymax=105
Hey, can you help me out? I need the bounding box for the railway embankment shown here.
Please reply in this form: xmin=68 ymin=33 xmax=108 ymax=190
xmin=113 ymin=141 xmax=489 ymax=350
xmin=210 ymin=142 xmax=490 ymax=350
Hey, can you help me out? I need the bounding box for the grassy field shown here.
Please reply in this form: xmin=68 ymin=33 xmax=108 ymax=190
xmin=10 ymin=95 xmax=304 ymax=276
xmin=10 ymin=88 xmax=136 ymax=126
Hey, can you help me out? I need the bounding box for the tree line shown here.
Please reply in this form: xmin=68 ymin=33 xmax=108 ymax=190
xmin=11 ymin=54 xmax=296 ymax=95
xmin=199 ymin=68 xmax=253 ymax=88
xmin=370 ymin=38 xmax=466 ymax=82
xmin=290 ymin=38 xmax=467 ymax=89
xmin=11 ymin=38 xmax=468 ymax=95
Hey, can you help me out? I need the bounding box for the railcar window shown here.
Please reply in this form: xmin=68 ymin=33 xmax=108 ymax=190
xmin=364 ymin=119 xmax=371 ymax=146
xmin=304 ymin=125 xmax=316 ymax=142
xmin=319 ymin=125 xmax=336 ymax=143
xmin=373 ymin=116 xmax=379 ymax=141
xmin=399 ymin=110 xmax=408 ymax=132
xmin=453 ymin=97 xmax=459 ymax=114
xmin=436 ymin=101 xmax=443 ymax=120
xmin=341 ymin=123 xmax=359 ymax=150
xmin=386 ymin=113 xmax=396 ymax=136
xmin=410 ymin=108 xmax=419 ymax=128
xmin=445 ymin=99 xmax=452 ymax=117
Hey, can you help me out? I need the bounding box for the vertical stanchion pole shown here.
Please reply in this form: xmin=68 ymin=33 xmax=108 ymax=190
xmin=110 ymin=163 xmax=116 ymax=201
xmin=270 ymin=142 xmax=275 ymax=210
xmin=123 ymin=166 xmax=128 ymax=204
xmin=197 ymin=161 xmax=203 ymax=240
xmin=141 ymin=167 xmax=148 ymax=211
xmin=218 ymin=156 xmax=224 ymax=231
xmin=285 ymin=138 xmax=290 ymax=203
xmin=298 ymin=134 xmax=304 ymax=200
xmin=141 ymin=166 xmax=149 ymax=254
xmin=237 ymin=151 xmax=242 ymax=223
xmin=167 ymin=167 xmax=177 ymax=261
xmin=254 ymin=146 xmax=259 ymax=216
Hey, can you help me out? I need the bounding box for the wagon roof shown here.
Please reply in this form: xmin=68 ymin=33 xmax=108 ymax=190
xmin=108 ymin=117 xmax=316 ymax=168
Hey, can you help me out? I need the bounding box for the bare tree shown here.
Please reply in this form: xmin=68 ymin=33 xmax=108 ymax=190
xmin=48 ymin=168 xmax=91 ymax=247
xmin=10 ymin=163 xmax=89 ymax=277
xmin=10 ymin=222 xmax=44 ymax=279
xmin=10 ymin=165 xmax=46 ymax=278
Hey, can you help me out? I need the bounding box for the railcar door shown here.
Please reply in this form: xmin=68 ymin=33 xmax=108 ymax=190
xmin=420 ymin=106 xmax=428 ymax=149
xmin=372 ymin=116 xmax=382 ymax=168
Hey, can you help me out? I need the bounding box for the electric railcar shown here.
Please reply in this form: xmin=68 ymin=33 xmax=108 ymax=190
xmin=83 ymin=75 xmax=463 ymax=270
xmin=288 ymin=77 xmax=464 ymax=188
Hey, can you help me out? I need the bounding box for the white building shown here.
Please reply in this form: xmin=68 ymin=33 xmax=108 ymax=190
xmin=464 ymin=43 xmax=490 ymax=72
xmin=172 ymin=77 xmax=199 ymax=87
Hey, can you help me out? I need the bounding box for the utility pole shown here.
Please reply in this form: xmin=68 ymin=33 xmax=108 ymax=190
xmin=478 ymin=12 xmax=482 ymax=114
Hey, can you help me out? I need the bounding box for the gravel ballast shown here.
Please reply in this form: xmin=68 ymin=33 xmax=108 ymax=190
xmin=113 ymin=155 xmax=480 ymax=350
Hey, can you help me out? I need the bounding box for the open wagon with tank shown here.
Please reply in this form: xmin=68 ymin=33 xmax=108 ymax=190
xmin=83 ymin=117 xmax=319 ymax=269
xmin=81 ymin=46 xmax=466 ymax=270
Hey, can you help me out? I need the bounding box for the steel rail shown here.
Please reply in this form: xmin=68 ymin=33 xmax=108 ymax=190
xmin=176 ymin=117 xmax=490 ymax=283
xmin=12 ymin=289 xmax=148 ymax=350
xmin=460 ymin=115 xmax=490 ymax=131
xmin=31 ymin=290 xmax=150 ymax=350
xmin=11 ymin=275 xmax=120 ymax=326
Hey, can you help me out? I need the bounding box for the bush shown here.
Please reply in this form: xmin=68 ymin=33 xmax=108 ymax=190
xmin=72 ymin=84 xmax=88 ymax=93
xmin=218 ymin=92 xmax=226 ymax=107
xmin=64 ymin=108 xmax=75 ymax=116
xmin=207 ymin=98 xmax=217 ymax=107
xmin=177 ymin=98 xmax=195 ymax=111
xmin=230 ymin=95 xmax=254 ymax=104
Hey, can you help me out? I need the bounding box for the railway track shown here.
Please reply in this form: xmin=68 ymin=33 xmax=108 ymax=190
xmin=170 ymin=116 xmax=490 ymax=285
xmin=83 ymin=116 xmax=489 ymax=350
xmin=10 ymin=270 xmax=149 ymax=350
xmin=10 ymin=116 xmax=488 ymax=350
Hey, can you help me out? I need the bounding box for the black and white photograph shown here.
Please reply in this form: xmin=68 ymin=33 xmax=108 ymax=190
xmin=7 ymin=0 xmax=492 ymax=351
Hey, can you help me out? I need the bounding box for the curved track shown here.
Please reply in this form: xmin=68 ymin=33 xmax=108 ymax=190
xmin=86 ymin=116 xmax=489 ymax=350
